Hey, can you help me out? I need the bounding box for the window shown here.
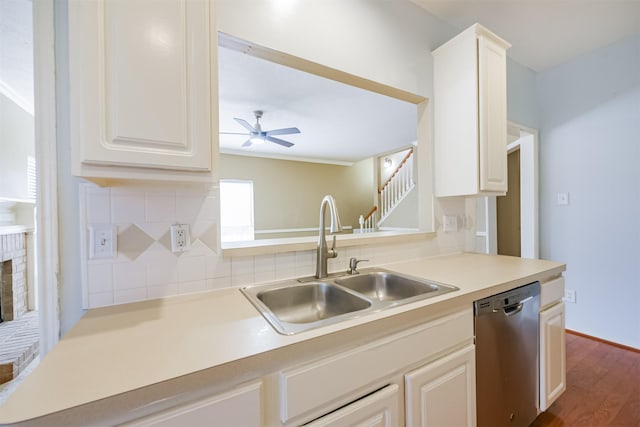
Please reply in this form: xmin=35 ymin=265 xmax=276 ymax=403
xmin=220 ymin=180 xmax=254 ymax=242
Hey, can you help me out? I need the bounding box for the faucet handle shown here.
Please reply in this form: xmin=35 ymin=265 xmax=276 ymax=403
xmin=327 ymin=235 xmax=338 ymax=259
xmin=348 ymin=257 xmax=369 ymax=274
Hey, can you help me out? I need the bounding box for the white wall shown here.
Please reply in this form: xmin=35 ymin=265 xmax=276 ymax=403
xmin=55 ymin=0 xmax=538 ymax=334
xmin=0 ymin=93 xmax=35 ymax=202
xmin=537 ymin=34 xmax=640 ymax=348
xmin=506 ymin=58 xmax=538 ymax=129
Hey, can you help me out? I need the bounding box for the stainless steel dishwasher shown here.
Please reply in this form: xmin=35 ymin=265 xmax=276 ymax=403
xmin=474 ymin=282 xmax=540 ymax=427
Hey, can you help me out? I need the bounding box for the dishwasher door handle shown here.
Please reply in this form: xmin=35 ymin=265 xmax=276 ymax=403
xmin=503 ymin=303 xmax=524 ymax=316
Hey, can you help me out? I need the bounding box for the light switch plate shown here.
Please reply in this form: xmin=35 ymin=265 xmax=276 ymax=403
xmin=564 ymin=289 xmax=576 ymax=303
xmin=557 ymin=193 xmax=569 ymax=205
xmin=443 ymin=215 xmax=458 ymax=232
xmin=89 ymin=225 xmax=117 ymax=259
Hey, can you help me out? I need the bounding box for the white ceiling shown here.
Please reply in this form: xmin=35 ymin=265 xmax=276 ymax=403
xmin=4 ymin=0 xmax=638 ymax=162
xmin=409 ymin=0 xmax=640 ymax=72
xmin=218 ymin=47 xmax=418 ymax=164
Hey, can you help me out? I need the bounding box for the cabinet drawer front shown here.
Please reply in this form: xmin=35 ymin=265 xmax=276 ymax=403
xmin=280 ymin=309 xmax=473 ymax=423
xmin=540 ymin=276 xmax=564 ymax=309
xmin=123 ymin=381 xmax=261 ymax=427
xmin=305 ymin=384 xmax=400 ymax=427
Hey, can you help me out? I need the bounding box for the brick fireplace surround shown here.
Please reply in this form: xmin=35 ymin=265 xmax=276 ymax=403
xmin=0 ymin=232 xmax=28 ymax=322
xmin=0 ymin=231 xmax=38 ymax=385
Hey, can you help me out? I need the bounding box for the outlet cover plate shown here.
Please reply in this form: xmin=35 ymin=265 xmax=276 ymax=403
xmin=170 ymin=224 xmax=191 ymax=253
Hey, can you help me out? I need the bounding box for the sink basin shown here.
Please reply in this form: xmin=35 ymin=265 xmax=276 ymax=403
xmin=241 ymin=282 xmax=371 ymax=334
xmin=241 ymin=269 xmax=458 ymax=335
xmin=335 ymin=271 xmax=457 ymax=303
xmin=256 ymin=282 xmax=370 ymax=323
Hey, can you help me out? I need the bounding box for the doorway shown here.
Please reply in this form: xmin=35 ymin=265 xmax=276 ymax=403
xmin=475 ymin=122 xmax=539 ymax=259
xmin=0 ymin=0 xmax=39 ymax=392
xmin=497 ymin=149 xmax=521 ymax=256
xmin=0 ymin=0 xmax=59 ymax=400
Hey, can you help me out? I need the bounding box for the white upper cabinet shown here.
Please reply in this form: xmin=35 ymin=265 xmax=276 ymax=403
xmin=68 ymin=0 xmax=217 ymax=181
xmin=433 ymin=24 xmax=510 ymax=197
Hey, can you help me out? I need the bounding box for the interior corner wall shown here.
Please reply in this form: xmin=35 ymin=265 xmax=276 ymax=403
xmin=506 ymin=58 xmax=538 ymax=129
xmin=537 ymin=34 xmax=640 ymax=348
xmin=55 ymin=0 xmax=86 ymax=335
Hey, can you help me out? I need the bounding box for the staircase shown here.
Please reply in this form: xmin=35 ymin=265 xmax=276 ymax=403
xmin=358 ymin=148 xmax=415 ymax=232
xmin=378 ymin=148 xmax=415 ymax=224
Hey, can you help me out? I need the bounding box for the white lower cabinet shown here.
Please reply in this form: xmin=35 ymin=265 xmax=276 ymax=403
xmin=123 ymin=381 xmax=262 ymax=427
xmin=277 ymin=309 xmax=474 ymax=426
xmin=539 ymin=301 xmax=566 ymax=411
xmin=305 ymin=384 xmax=400 ymax=427
xmin=405 ymin=344 xmax=476 ymax=427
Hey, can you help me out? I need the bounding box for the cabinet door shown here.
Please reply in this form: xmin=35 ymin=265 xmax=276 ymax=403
xmin=405 ymin=345 xmax=476 ymax=427
xmin=305 ymin=384 xmax=400 ymax=427
xmin=69 ymin=0 xmax=213 ymax=173
xmin=124 ymin=382 xmax=262 ymax=427
xmin=540 ymin=302 xmax=566 ymax=411
xmin=478 ymin=34 xmax=508 ymax=193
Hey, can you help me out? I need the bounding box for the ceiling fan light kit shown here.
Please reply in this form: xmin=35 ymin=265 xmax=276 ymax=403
xmin=221 ymin=110 xmax=300 ymax=148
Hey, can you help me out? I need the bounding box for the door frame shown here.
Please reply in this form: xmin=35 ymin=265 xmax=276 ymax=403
xmin=34 ymin=0 xmax=60 ymax=355
xmin=475 ymin=121 xmax=539 ymax=258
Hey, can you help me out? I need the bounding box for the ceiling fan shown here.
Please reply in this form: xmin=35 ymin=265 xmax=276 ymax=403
xmin=221 ymin=110 xmax=300 ymax=148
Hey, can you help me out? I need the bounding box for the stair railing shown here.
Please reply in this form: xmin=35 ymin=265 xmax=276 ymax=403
xmin=358 ymin=206 xmax=378 ymax=232
xmin=378 ymin=148 xmax=414 ymax=221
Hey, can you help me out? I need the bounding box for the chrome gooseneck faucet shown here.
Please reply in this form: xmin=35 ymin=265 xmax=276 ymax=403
xmin=315 ymin=195 xmax=342 ymax=278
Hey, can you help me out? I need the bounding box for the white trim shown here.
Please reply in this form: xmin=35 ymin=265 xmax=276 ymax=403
xmin=254 ymin=226 xmax=354 ymax=234
xmin=476 ymin=122 xmax=538 ymax=258
xmin=34 ymin=0 xmax=60 ymax=355
xmin=509 ymin=121 xmax=539 ymax=259
xmin=219 ymin=148 xmax=355 ymax=167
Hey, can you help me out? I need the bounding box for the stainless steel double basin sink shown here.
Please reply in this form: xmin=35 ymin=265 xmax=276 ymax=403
xmin=241 ymin=269 xmax=459 ymax=335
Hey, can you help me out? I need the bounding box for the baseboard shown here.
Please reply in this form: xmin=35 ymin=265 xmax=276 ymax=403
xmin=566 ymin=329 xmax=640 ymax=353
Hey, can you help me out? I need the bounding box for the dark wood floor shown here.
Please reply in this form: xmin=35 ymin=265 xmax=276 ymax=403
xmin=532 ymin=332 xmax=640 ymax=427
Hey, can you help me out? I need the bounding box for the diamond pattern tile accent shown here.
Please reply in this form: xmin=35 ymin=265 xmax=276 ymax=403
xmin=158 ymin=230 xmax=183 ymax=257
xmin=197 ymin=223 xmax=218 ymax=253
xmin=118 ymin=225 xmax=154 ymax=261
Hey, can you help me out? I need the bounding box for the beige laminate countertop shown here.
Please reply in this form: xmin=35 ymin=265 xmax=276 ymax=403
xmin=0 ymin=252 xmax=565 ymax=424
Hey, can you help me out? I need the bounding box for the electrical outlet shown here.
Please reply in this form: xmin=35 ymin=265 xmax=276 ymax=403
xmin=170 ymin=224 xmax=191 ymax=253
xmin=564 ymin=289 xmax=576 ymax=303
xmin=89 ymin=225 xmax=117 ymax=259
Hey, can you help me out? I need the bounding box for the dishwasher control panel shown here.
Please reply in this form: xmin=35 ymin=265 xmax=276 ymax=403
xmin=474 ymin=282 xmax=540 ymax=315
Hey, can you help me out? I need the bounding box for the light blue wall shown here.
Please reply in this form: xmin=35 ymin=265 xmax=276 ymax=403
xmin=507 ymin=58 xmax=538 ymax=128
xmin=55 ymin=0 xmax=86 ymax=335
xmin=537 ymin=34 xmax=640 ymax=348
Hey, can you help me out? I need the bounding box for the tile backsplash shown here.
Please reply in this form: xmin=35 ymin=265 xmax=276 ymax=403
xmin=81 ymin=183 xmax=467 ymax=308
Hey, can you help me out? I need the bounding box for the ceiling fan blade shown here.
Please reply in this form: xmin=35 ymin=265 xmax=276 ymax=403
xmin=265 ymin=127 xmax=301 ymax=136
xmin=241 ymin=139 xmax=253 ymax=147
xmin=234 ymin=118 xmax=256 ymax=132
xmin=266 ymin=136 xmax=294 ymax=148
